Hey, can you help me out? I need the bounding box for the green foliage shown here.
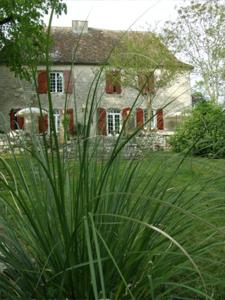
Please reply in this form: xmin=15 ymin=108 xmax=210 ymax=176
xmin=192 ymin=91 xmax=208 ymax=106
xmin=162 ymin=0 xmax=225 ymax=102
xmin=170 ymin=101 xmax=225 ymax=158
xmin=0 ymin=0 xmax=67 ymax=80
xmin=109 ymin=31 xmax=189 ymax=90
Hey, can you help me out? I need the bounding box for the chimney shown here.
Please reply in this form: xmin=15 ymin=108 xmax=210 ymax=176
xmin=72 ymin=20 xmax=88 ymax=34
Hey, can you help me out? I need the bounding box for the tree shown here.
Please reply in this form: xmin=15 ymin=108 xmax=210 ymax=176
xmin=109 ymin=31 xmax=190 ymax=132
xmin=170 ymin=101 xmax=225 ymax=158
xmin=0 ymin=0 xmax=66 ymax=80
xmin=162 ymin=0 xmax=225 ymax=103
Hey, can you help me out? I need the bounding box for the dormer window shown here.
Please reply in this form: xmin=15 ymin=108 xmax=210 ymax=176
xmin=50 ymin=72 xmax=63 ymax=93
xmin=105 ymin=70 xmax=122 ymax=94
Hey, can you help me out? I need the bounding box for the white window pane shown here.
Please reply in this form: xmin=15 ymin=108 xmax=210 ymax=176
xmin=57 ymin=73 xmax=63 ymax=92
xmin=50 ymin=73 xmax=56 ymax=92
xmin=114 ymin=114 xmax=120 ymax=133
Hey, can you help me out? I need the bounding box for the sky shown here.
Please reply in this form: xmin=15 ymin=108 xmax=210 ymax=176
xmin=46 ymin=0 xmax=184 ymax=31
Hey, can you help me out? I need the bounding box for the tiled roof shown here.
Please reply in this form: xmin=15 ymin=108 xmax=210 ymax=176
xmin=50 ymin=27 xmax=192 ymax=69
xmin=0 ymin=25 xmax=192 ymax=70
xmin=50 ymin=27 xmax=121 ymax=64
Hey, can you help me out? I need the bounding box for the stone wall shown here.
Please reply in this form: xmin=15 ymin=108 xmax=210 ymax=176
xmin=0 ymin=134 xmax=8 ymax=152
xmin=0 ymin=132 xmax=173 ymax=157
xmin=95 ymin=132 xmax=173 ymax=159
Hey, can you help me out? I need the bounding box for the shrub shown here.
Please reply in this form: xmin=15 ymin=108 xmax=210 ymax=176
xmin=170 ymin=101 xmax=225 ymax=158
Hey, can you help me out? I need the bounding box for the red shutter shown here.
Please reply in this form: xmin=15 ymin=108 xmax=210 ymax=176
xmin=114 ymin=70 xmax=122 ymax=94
xmin=17 ymin=116 xmax=24 ymax=129
xmin=122 ymin=107 xmax=130 ymax=121
xmin=38 ymin=115 xmax=48 ymax=133
xmin=64 ymin=70 xmax=73 ymax=94
xmin=157 ymin=109 xmax=164 ymax=130
xmin=97 ymin=107 xmax=107 ymax=135
xmin=122 ymin=107 xmax=130 ymax=120
xmin=122 ymin=107 xmax=131 ymax=136
xmin=67 ymin=108 xmax=75 ymax=135
xmin=136 ymin=108 xmax=144 ymax=128
xmin=37 ymin=71 xmax=48 ymax=93
xmin=10 ymin=108 xmax=23 ymax=130
xmin=105 ymin=71 xmax=114 ymax=94
xmin=9 ymin=109 xmax=15 ymax=130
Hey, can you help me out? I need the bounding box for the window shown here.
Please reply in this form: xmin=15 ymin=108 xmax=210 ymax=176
xmin=143 ymin=109 xmax=156 ymax=129
xmin=54 ymin=110 xmax=61 ymax=133
xmin=48 ymin=109 xmax=61 ymax=133
xmin=105 ymin=70 xmax=122 ymax=94
xmin=37 ymin=70 xmax=73 ymax=94
xmin=107 ymin=108 xmax=121 ymax=135
xmin=48 ymin=109 xmax=75 ymax=135
xmin=50 ymin=72 xmax=63 ymax=93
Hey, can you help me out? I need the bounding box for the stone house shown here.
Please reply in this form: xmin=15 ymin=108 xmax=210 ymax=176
xmin=0 ymin=20 xmax=192 ymax=137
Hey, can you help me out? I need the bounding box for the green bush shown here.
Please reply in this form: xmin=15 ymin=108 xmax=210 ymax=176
xmin=170 ymin=101 xmax=225 ymax=158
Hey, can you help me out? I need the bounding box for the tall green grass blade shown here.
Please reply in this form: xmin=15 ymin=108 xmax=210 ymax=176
xmin=89 ymin=213 xmax=107 ymax=300
xmin=94 ymin=222 xmax=135 ymax=300
xmin=84 ymin=216 xmax=99 ymax=299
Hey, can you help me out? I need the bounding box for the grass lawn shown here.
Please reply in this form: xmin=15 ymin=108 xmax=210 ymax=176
xmin=146 ymin=151 xmax=225 ymax=196
xmin=2 ymin=152 xmax=225 ymax=190
xmin=1 ymin=150 xmax=225 ymax=230
xmin=127 ymin=151 xmax=225 ymax=201
xmin=1 ymin=150 xmax=225 ymax=298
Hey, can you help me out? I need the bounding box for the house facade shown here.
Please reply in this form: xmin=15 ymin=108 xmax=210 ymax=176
xmin=0 ymin=20 xmax=192 ymax=137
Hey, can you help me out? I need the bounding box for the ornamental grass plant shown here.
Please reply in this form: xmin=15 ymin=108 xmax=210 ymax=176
xmin=1 ymin=7 xmax=225 ymax=300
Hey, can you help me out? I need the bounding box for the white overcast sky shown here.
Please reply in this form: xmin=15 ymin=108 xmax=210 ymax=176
xmin=47 ymin=0 xmax=186 ymax=30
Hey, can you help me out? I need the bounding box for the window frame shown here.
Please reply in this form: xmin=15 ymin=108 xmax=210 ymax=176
xmin=107 ymin=108 xmax=121 ymax=136
xmin=50 ymin=71 xmax=64 ymax=93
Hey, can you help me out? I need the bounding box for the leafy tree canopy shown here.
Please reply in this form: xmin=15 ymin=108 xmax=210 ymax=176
xmin=0 ymin=0 xmax=66 ymax=80
xmin=162 ymin=0 xmax=225 ymax=103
